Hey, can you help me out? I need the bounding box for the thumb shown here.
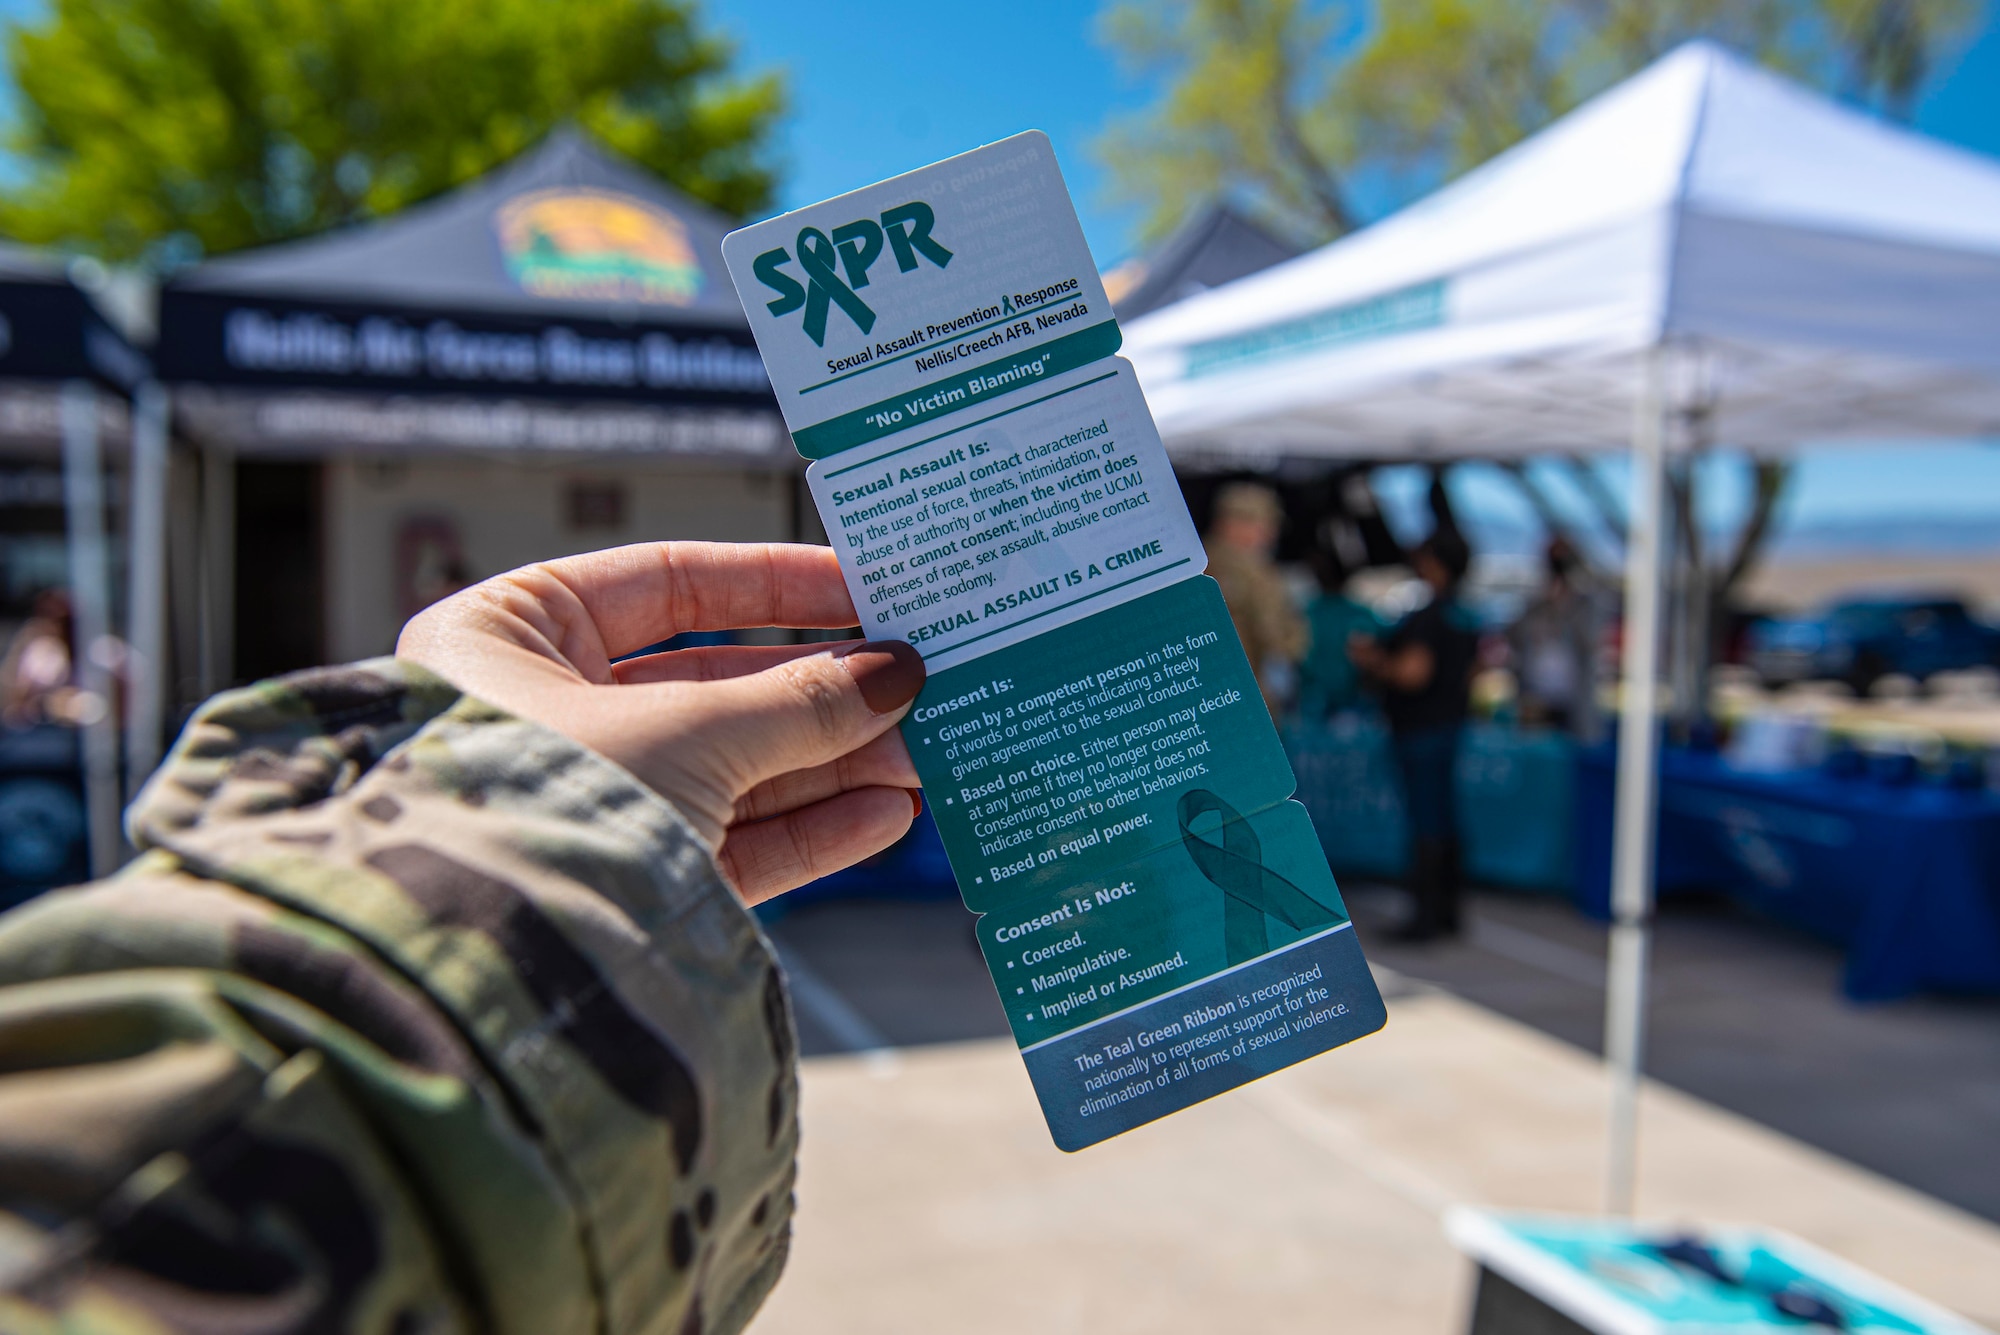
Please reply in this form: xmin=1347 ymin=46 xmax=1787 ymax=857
xmin=691 ymin=639 xmax=927 ymax=796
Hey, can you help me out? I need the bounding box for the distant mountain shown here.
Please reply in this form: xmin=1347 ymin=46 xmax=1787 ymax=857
xmin=1766 ymin=515 xmax=2000 ymax=559
xmin=1437 ymin=512 xmax=2000 ymax=563
xmin=1369 ymin=477 xmax=2000 ymax=568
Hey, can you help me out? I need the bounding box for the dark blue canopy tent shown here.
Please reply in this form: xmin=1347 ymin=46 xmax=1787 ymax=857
xmin=156 ymin=129 xmax=783 ymax=462
xmin=1109 ymin=203 xmax=1303 ymax=322
xmin=0 ymin=245 xmax=149 ymax=889
xmin=145 ymin=131 xmax=802 ymax=714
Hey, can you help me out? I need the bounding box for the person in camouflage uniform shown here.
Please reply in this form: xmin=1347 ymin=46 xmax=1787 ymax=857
xmin=0 ymin=542 xmax=927 ymax=1335
xmin=1203 ymin=482 xmax=1307 ymax=714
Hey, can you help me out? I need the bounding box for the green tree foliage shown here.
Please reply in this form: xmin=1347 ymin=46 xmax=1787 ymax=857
xmin=1099 ymin=0 xmax=1976 ymax=246
xmin=0 ymin=0 xmax=784 ymax=261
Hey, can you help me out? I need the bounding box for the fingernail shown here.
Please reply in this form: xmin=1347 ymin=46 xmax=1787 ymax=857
xmin=841 ymin=640 xmax=926 ymax=715
xmin=908 ymin=788 xmax=924 ymax=818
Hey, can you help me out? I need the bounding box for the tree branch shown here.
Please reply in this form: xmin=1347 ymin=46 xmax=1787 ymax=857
xmin=1665 ymin=458 xmax=1703 ymax=574
xmin=1266 ymin=44 xmax=1355 ymax=235
xmin=1560 ymin=454 xmax=1627 ymax=547
xmin=1499 ymin=461 xmax=1610 ymax=579
xmin=1721 ymin=460 xmax=1790 ymax=594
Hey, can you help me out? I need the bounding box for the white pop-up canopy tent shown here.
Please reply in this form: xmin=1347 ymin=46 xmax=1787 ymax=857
xmin=1122 ymin=40 xmax=2000 ymax=1212
xmin=1125 ymin=40 xmax=2000 ymax=459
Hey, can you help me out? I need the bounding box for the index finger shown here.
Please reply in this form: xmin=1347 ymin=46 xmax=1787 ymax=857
xmin=534 ymin=542 xmax=860 ymax=660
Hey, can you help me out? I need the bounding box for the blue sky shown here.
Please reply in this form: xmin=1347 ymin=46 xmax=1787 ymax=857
xmin=705 ymin=0 xmax=2000 ymax=542
xmin=711 ymin=0 xmax=2000 ymax=267
xmin=708 ymin=0 xmax=1149 ymax=264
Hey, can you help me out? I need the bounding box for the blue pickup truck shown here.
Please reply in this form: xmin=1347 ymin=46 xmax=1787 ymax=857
xmin=1746 ymin=594 xmax=2000 ymax=692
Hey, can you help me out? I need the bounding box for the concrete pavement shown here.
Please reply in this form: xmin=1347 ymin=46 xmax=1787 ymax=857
xmin=750 ymin=977 xmax=2000 ymax=1334
xmin=1348 ymin=887 xmax=2000 ymax=1224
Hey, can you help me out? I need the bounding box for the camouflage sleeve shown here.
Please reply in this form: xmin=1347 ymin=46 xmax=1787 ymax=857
xmin=0 ymin=660 xmax=798 ymax=1335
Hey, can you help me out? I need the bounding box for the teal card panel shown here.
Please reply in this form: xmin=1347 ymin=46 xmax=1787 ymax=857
xmin=907 ymin=576 xmax=1296 ymax=912
xmin=980 ymin=800 xmax=1357 ymax=1046
xmin=904 ymin=579 xmax=1388 ymax=1150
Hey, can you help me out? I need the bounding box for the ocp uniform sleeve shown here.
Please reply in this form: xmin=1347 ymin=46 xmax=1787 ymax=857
xmin=0 ymin=660 xmax=798 ymax=1335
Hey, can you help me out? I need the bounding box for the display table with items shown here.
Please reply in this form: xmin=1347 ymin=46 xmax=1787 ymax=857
xmin=1447 ymin=1208 xmax=1990 ymax=1334
xmin=1575 ymin=743 xmax=2000 ymax=1000
xmin=1286 ymin=717 xmax=1576 ymax=891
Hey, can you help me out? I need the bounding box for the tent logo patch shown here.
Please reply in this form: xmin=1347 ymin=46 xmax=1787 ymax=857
xmin=752 ymin=201 xmax=954 ymax=347
xmin=496 ymin=189 xmax=704 ymax=305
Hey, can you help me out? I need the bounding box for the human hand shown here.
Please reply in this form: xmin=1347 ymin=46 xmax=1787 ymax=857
xmin=396 ymin=542 xmax=924 ymax=905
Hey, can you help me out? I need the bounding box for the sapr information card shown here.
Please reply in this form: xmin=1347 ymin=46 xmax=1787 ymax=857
xmin=724 ymin=131 xmax=1385 ymax=1151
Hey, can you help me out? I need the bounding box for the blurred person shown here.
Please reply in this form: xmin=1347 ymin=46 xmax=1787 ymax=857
xmin=398 ymin=517 xmax=475 ymax=620
xmin=1205 ymin=481 xmax=1307 ymax=712
xmin=0 ymin=542 xmax=926 ymax=1334
xmin=1296 ymin=544 xmax=1382 ymax=721
xmin=0 ymin=588 xmax=78 ymax=727
xmin=1508 ymin=536 xmax=1602 ymax=738
xmin=1350 ymin=529 xmax=1478 ymax=941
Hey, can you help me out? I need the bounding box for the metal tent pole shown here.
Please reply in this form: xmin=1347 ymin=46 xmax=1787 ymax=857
xmin=1604 ymin=350 xmax=1669 ymax=1216
xmin=198 ymin=444 xmax=234 ymax=696
xmin=61 ymin=381 xmax=122 ymax=877
xmin=125 ymin=381 xmax=170 ymax=800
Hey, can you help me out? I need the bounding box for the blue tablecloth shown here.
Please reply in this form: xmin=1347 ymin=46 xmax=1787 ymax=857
xmin=0 ymin=725 xmax=88 ymax=909
xmin=1575 ymin=746 xmax=2000 ymax=1000
xmin=1287 ymin=719 xmax=1576 ymax=891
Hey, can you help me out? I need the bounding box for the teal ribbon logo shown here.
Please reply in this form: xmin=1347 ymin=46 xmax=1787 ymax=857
xmin=795 ymin=226 xmax=878 ymax=346
xmin=1178 ymin=790 xmax=1342 ymax=966
xmin=750 ymin=201 xmax=953 ymax=349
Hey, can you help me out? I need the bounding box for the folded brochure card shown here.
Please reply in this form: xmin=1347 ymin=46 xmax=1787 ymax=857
xmin=724 ymin=130 xmax=1384 ymax=1151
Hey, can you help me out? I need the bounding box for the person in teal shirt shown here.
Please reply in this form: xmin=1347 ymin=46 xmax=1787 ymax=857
xmin=1296 ymin=546 xmax=1383 ymax=720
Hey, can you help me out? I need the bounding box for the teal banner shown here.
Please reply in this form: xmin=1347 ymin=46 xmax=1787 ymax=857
xmin=1183 ymin=280 xmax=1445 ymax=379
